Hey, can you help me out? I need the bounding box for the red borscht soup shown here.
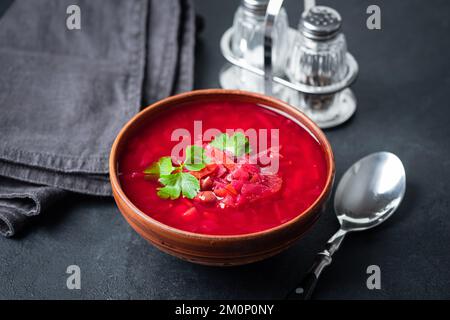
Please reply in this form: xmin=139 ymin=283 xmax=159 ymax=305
xmin=118 ymin=100 xmax=327 ymax=236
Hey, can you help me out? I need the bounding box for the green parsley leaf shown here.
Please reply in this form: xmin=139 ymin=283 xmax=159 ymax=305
xmin=157 ymin=172 xmax=200 ymax=200
xmin=209 ymin=132 xmax=251 ymax=157
xmin=157 ymin=173 xmax=181 ymax=199
xmin=158 ymin=173 xmax=179 ymax=186
xmin=184 ymin=145 xmax=210 ymax=171
xmin=157 ymin=184 xmax=181 ymax=199
xmin=179 ymin=172 xmax=200 ymax=199
xmin=143 ymin=156 xmax=174 ymax=176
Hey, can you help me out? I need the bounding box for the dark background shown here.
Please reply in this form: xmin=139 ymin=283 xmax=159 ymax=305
xmin=1 ymin=0 xmax=449 ymax=299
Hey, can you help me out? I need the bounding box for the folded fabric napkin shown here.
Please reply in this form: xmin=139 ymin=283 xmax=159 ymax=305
xmin=0 ymin=0 xmax=195 ymax=236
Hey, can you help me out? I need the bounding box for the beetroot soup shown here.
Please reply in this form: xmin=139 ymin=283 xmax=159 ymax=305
xmin=118 ymin=100 xmax=328 ymax=236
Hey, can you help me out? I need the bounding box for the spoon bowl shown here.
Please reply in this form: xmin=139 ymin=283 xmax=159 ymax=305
xmin=335 ymin=152 xmax=406 ymax=232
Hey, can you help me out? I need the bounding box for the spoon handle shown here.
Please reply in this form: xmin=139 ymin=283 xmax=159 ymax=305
xmin=286 ymin=228 xmax=347 ymax=300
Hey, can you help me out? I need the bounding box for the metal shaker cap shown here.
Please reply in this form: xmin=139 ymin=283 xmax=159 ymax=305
xmin=242 ymin=0 xmax=269 ymax=15
xmin=300 ymin=6 xmax=342 ymax=40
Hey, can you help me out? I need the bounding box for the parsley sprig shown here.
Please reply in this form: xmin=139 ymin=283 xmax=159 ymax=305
xmin=144 ymin=145 xmax=210 ymax=199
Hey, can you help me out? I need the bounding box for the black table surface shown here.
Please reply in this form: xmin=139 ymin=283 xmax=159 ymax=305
xmin=1 ymin=0 xmax=449 ymax=299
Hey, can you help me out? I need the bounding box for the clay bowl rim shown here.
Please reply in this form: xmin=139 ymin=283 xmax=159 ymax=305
xmin=109 ymin=89 xmax=335 ymax=242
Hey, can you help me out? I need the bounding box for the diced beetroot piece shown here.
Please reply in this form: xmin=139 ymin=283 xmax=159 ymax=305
xmin=222 ymin=195 xmax=236 ymax=208
xmin=231 ymin=167 xmax=250 ymax=180
xmin=224 ymin=184 xmax=238 ymax=196
xmin=223 ymin=162 xmax=236 ymax=171
xmin=190 ymin=164 xmax=218 ymax=179
xmin=249 ymin=173 xmax=262 ymax=183
xmin=216 ymin=164 xmax=228 ymax=178
xmin=194 ymin=191 xmax=217 ymax=204
xmin=260 ymin=166 xmax=278 ymax=175
xmin=241 ymin=183 xmax=265 ymax=196
xmin=173 ymin=203 xmax=191 ymax=215
xmin=213 ymin=183 xmax=237 ymax=198
xmin=200 ymin=176 xmax=213 ymax=190
xmin=264 ymin=174 xmax=283 ymax=194
xmin=231 ymin=180 xmax=244 ymax=192
xmin=213 ymin=187 xmax=228 ymax=198
xmin=180 ymin=207 xmax=199 ymax=223
xmin=189 ymin=171 xmax=201 ymax=179
xmin=213 ymin=180 xmax=226 ymax=189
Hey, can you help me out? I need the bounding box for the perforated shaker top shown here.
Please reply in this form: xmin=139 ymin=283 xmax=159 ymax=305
xmin=300 ymin=6 xmax=342 ymax=40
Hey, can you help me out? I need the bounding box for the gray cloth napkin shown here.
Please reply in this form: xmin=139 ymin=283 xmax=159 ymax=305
xmin=0 ymin=0 xmax=195 ymax=237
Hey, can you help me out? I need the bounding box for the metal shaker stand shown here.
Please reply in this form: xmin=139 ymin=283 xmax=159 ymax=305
xmin=219 ymin=0 xmax=359 ymax=128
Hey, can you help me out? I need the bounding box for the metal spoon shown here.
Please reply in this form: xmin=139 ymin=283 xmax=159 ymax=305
xmin=287 ymin=151 xmax=406 ymax=300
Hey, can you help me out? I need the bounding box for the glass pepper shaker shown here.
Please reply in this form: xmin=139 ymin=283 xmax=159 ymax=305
xmin=286 ymin=6 xmax=353 ymax=127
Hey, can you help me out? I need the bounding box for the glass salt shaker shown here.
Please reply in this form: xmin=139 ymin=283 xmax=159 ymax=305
xmin=286 ymin=6 xmax=354 ymax=128
xmin=230 ymin=0 xmax=289 ymax=94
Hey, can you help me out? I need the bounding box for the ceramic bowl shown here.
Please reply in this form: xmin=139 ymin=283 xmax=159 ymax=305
xmin=109 ymin=89 xmax=334 ymax=266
